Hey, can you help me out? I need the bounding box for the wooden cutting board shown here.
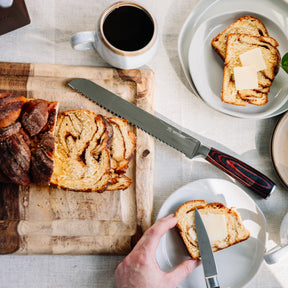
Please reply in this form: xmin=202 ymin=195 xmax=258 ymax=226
xmin=0 ymin=62 xmax=155 ymax=255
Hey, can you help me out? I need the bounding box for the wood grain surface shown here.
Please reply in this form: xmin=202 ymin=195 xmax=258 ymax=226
xmin=0 ymin=62 xmax=155 ymax=254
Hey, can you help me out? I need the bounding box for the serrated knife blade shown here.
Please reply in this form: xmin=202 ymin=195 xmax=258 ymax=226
xmin=68 ymin=78 xmax=276 ymax=198
xmin=195 ymin=207 xmax=220 ymax=288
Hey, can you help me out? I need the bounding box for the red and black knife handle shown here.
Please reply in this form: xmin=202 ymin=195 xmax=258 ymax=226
xmin=205 ymin=147 xmax=275 ymax=199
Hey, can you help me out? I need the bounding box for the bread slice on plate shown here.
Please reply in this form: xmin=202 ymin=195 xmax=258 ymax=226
xmin=222 ymin=34 xmax=280 ymax=106
xmin=175 ymin=200 xmax=250 ymax=260
xmin=211 ymin=15 xmax=269 ymax=60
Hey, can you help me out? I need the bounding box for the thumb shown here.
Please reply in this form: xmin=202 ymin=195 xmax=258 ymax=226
xmin=166 ymin=259 xmax=201 ymax=287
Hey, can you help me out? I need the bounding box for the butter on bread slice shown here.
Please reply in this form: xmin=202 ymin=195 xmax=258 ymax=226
xmin=175 ymin=200 xmax=250 ymax=260
xmin=222 ymin=34 xmax=280 ymax=106
xmin=211 ymin=15 xmax=269 ymax=60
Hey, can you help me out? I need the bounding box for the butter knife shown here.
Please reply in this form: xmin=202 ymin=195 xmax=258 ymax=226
xmin=68 ymin=78 xmax=276 ymax=198
xmin=195 ymin=207 xmax=220 ymax=288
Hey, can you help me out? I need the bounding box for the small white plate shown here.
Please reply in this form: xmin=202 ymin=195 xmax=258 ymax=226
xmin=156 ymin=178 xmax=266 ymax=288
xmin=178 ymin=0 xmax=288 ymax=118
xmin=271 ymin=111 xmax=288 ymax=188
xmin=188 ymin=11 xmax=288 ymax=119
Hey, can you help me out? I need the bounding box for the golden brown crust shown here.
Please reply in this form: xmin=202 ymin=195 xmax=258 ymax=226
xmin=211 ymin=15 xmax=269 ymax=60
xmin=0 ymin=93 xmax=58 ymax=186
xmin=0 ymin=93 xmax=27 ymax=128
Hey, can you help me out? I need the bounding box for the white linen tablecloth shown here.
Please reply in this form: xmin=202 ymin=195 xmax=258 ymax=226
xmin=0 ymin=0 xmax=287 ymax=287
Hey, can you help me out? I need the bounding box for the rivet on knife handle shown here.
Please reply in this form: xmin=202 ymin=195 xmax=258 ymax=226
xmin=205 ymin=147 xmax=275 ymax=199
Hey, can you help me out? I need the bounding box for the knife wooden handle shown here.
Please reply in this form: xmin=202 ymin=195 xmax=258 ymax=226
xmin=205 ymin=147 xmax=275 ymax=199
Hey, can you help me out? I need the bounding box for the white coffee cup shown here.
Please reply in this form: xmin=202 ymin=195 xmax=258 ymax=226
xmin=264 ymin=212 xmax=288 ymax=264
xmin=70 ymin=1 xmax=159 ymax=69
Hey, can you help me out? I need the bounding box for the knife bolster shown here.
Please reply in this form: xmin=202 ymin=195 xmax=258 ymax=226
xmin=205 ymin=276 xmax=220 ymax=288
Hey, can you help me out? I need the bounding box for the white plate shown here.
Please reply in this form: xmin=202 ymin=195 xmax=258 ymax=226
xmin=188 ymin=12 xmax=288 ymax=119
xmin=156 ymin=178 xmax=266 ymax=288
xmin=271 ymin=111 xmax=288 ymax=188
xmin=178 ymin=0 xmax=288 ymax=118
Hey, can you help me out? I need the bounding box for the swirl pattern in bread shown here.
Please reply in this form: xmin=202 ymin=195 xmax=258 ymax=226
xmin=50 ymin=110 xmax=136 ymax=192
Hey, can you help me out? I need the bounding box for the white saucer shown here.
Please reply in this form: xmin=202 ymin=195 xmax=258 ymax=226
xmin=188 ymin=11 xmax=288 ymax=119
xmin=178 ymin=0 xmax=288 ymax=118
xmin=156 ymin=178 xmax=266 ymax=288
xmin=271 ymin=111 xmax=288 ymax=188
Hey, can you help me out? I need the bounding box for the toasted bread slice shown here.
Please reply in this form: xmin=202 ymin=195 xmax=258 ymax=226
xmin=175 ymin=200 xmax=250 ymax=260
xmin=222 ymin=34 xmax=280 ymax=106
xmin=211 ymin=15 xmax=269 ymax=60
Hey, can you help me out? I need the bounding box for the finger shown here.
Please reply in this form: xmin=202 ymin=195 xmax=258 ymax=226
xmin=137 ymin=214 xmax=177 ymax=252
xmin=166 ymin=259 xmax=201 ymax=286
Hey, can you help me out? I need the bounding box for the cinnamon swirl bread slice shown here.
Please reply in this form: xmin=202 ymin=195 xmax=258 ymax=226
xmin=222 ymin=34 xmax=280 ymax=106
xmin=106 ymin=117 xmax=136 ymax=191
xmin=108 ymin=117 xmax=136 ymax=173
xmin=50 ymin=110 xmax=112 ymax=192
xmin=175 ymin=200 xmax=250 ymax=260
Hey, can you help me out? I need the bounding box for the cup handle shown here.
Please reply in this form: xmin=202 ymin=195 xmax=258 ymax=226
xmin=264 ymin=244 xmax=288 ymax=264
xmin=70 ymin=31 xmax=96 ymax=51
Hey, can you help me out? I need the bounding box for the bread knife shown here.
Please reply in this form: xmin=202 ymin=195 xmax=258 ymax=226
xmin=68 ymin=78 xmax=276 ymax=198
xmin=194 ymin=207 xmax=220 ymax=288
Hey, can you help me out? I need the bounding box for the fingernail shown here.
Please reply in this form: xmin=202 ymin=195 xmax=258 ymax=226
xmin=166 ymin=213 xmax=175 ymax=218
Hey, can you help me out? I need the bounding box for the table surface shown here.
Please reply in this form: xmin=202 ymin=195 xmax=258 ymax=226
xmin=0 ymin=0 xmax=288 ymax=287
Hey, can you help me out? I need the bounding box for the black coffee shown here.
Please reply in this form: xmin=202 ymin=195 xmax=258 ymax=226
xmin=103 ymin=5 xmax=154 ymax=52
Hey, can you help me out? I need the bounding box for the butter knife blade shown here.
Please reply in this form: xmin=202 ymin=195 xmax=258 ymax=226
xmin=195 ymin=207 xmax=220 ymax=288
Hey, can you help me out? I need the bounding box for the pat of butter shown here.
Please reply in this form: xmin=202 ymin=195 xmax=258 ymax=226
xmin=200 ymin=214 xmax=228 ymax=242
xmin=234 ymin=66 xmax=258 ymax=90
xmin=188 ymin=213 xmax=228 ymax=242
xmin=239 ymin=48 xmax=266 ymax=71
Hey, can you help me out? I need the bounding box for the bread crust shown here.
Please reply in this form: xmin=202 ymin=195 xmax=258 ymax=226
xmin=211 ymin=15 xmax=269 ymax=60
xmin=175 ymin=200 xmax=250 ymax=260
xmin=0 ymin=93 xmax=58 ymax=186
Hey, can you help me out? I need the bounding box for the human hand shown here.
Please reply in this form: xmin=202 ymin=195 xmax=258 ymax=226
xmin=115 ymin=214 xmax=200 ymax=288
